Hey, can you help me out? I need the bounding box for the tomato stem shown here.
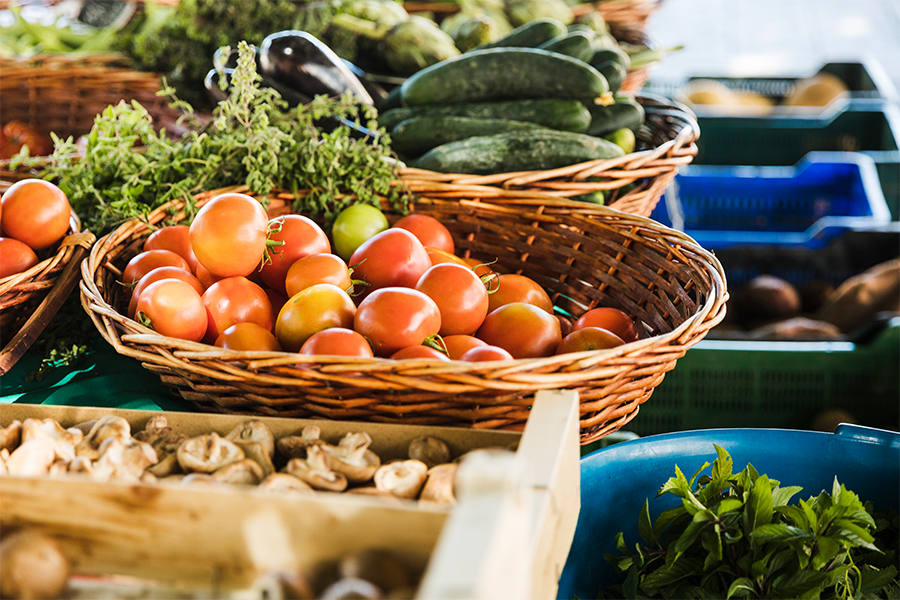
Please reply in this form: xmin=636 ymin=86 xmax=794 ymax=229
xmin=424 ymin=334 xmax=448 ymax=355
xmin=135 ymin=311 xmax=154 ymax=330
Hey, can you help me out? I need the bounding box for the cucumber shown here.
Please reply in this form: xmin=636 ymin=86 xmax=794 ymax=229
xmin=378 ymin=98 xmax=592 ymax=133
xmin=401 ymin=48 xmax=609 ymax=106
xmin=566 ymin=23 xmax=596 ymax=36
xmin=473 ymin=17 xmax=568 ymax=50
xmin=584 ymin=96 xmax=645 ymax=137
xmin=412 ymin=128 xmax=625 ymax=175
xmin=375 ymin=85 xmax=404 ymax=113
xmin=590 ymin=46 xmax=631 ymax=71
xmin=391 ymin=116 xmax=541 ymax=157
xmin=537 ymin=31 xmax=594 ymax=63
xmin=593 ymin=60 xmax=626 ymax=93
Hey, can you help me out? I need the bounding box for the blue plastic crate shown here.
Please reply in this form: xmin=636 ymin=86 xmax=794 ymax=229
xmin=653 ymin=152 xmax=890 ymax=249
xmin=557 ymin=425 xmax=900 ymax=599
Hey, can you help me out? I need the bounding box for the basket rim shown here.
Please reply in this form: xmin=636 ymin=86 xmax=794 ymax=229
xmin=80 ymin=185 xmax=728 ymax=375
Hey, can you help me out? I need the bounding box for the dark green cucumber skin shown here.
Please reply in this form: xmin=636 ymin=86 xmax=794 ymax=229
xmin=375 ymin=85 xmax=404 ymax=113
xmin=590 ymin=47 xmax=631 ymax=71
xmin=537 ymin=31 xmax=595 ymax=64
xmin=594 ymin=60 xmax=626 ymax=94
xmin=473 ymin=18 xmax=568 ymax=50
xmin=584 ymin=97 xmax=645 ymax=137
xmin=378 ymin=98 xmax=592 ymax=133
xmin=391 ymin=116 xmax=541 ymax=157
xmin=400 ymin=48 xmax=609 ymax=106
xmin=412 ymin=129 xmax=625 ymax=175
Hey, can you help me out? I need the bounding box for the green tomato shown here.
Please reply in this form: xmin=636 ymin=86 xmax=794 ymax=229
xmin=331 ymin=203 xmax=389 ymax=261
xmin=604 ymin=128 xmax=636 ymax=154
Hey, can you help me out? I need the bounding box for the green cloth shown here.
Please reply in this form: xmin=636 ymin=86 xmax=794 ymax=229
xmin=0 ymin=339 xmax=190 ymax=412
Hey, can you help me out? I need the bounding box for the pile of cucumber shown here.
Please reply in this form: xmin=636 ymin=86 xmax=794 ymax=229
xmin=378 ymin=18 xmax=645 ymax=182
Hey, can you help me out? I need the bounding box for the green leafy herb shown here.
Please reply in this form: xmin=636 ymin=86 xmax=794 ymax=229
xmin=32 ymin=40 xmax=408 ymax=235
xmin=599 ymin=445 xmax=899 ymax=599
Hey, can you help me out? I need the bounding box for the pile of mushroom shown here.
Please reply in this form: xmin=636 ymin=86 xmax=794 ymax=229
xmin=0 ymin=416 xmax=508 ymax=505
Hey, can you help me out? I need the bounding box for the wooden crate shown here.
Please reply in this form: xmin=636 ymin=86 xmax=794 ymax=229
xmin=0 ymin=390 xmax=580 ymax=599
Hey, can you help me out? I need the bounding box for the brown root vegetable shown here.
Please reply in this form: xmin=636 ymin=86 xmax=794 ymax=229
xmin=407 ymin=436 xmax=451 ymax=469
xmin=817 ymin=258 xmax=900 ymax=333
xmin=0 ymin=529 xmax=70 ymax=600
xmin=737 ymin=275 xmax=801 ymax=325
xmin=748 ymin=317 xmax=843 ymax=341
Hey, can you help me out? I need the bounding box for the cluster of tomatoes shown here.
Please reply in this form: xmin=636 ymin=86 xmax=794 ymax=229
xmin=124 ymin=192 xmax=640 ymax=361
xmin=0 ymin=179 xmax=72 ymax=279
xmin=0 ymin=121 xmax=53 ymax=160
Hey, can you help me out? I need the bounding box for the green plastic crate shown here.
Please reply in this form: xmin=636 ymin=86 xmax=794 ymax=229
xmin=693 ymin=99 xmax=900 ymax=220
xmin=630 ymin=320 xmax=900 ymax=436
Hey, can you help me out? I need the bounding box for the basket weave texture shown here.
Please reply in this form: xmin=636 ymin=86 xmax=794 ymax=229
xmin=0 ymin=53 xmax=186 ymax=145
xmin=81 ymin=186 xmax=727 ymax=443
xmin=399 ymin=95 xmax=699 ymax=218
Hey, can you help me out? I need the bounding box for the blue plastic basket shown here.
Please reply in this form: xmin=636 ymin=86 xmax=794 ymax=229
xmin=557 ymin=425 xmax=900 ymax=600
xmin=652 ymin=152 xmax=890 ymax=249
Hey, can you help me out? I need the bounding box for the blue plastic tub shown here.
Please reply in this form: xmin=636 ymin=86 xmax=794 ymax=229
xmin=652 ymin=152 xmax=890 ymax=249
xmin=557 ymin=425 xmax=900 ymax=599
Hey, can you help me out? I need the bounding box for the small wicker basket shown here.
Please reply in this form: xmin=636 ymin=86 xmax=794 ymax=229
xmin=399 ymin=94 xmax=698 ymax=218
xmin=0 ymin=53 xmax=187 ymax=148
xmin=0 ymin=208 xmax=96 ymax=375
xmin=81 ymin=185 xmax=727 ymax=443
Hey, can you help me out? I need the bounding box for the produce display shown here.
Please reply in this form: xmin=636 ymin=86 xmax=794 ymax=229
xmin=121 ymin=190 xmax=638 ymax=361
xmin=598 ymin=446 xmax=899 ymax=599
xmin=0 ymin=414 xmax=501 ymax=504
xmin=683 ymin=72 xmax=851 ymax=116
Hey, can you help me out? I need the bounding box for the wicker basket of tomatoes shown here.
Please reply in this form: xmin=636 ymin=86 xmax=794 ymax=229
xmin=0 ymin=53 xmax=187 ymax=163
xmin=0 ymin=179 xmax=95 ymax=374
xmin=80 ymin=186 xmax=727 ymax=444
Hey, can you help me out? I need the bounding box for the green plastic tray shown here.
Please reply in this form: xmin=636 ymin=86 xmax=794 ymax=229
xmin=630 ymin=320 xmax=900 ymax=436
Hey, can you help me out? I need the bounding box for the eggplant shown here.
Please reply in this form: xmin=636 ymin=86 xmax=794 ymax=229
xmin=259 ymin=30 xmax=374 ymax=105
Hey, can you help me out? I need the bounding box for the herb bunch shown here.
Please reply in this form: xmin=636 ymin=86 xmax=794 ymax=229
xmin=29 ymin=40 xmax=406 ymax=235
xmin=600 ymin=445 xmax=899 ymax=599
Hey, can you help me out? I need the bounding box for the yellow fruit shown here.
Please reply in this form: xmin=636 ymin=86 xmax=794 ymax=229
xmin=783 ymin=72 xmax=848 ymax=108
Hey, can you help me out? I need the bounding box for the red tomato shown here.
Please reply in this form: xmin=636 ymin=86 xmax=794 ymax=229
xmin=299 ymin=327 xmax=373 ymax=358
xmin=189 ymin=193 xmax=269 ymax=278
xmin=459 ymin=345 xmax=514 ymax=362
xmin=441 ymin=334 xmax=487 ymax=360
xmin=349 ymin=228 xmax=431 ymax=294
xmin=556 ymin=326 xmax=625 ymax=355
xmin=476 ymin=302 xmax=561 ymax=359
xmin=557 ymin=315 xmax=575 ymax=339
xmin=0 ymin=121 xmax=52 ymax=159
xmin=426 ymin=247 xmax=469 ymax=268
xmin=415 ymin=263 xmax=489 ymax=336
xmin=128 ymin=266 xmax=205 ymax=319
xmin=0 ymin=179 xmax=70 ymax=250
xmin=202 ymin=277 xmax=274 ymax=344
xmin=393 ymin=214 xmax=455 ymax=255
xmin=276 ymin=283 xmax=356 ymax=352
xmin=390 ymin=346 xmax=451 ymax=361
xmin=487 ymin=273 xmax=554 ymax=315
xmin=353 ymin=287 xmax=441 ymax=357
xmin=264 ymin=287 xmax=289 ymax=317
xmin=259 ymin=215 xmax=331 ymax=292
xmin=0 ymin=237 xmax=39 ymax=278
xmin=135 ymin=279 xmax=207 ymax=342
xmin=215 ymin=323 xmax=283 ymax=352
xmin=285 ymin=253 xmax=353 ymax=298
xmin=195 ymin=263 xmax=225 ymax=289
xmin=144 ymin=225 xmax=200 ymax=273
xmin=122 ymin=250 xmax=190 ymax=286
xmin=573 ymin=307 xmax=639 ymax=343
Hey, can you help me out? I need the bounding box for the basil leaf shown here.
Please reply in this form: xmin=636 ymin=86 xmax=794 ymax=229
xmin=725 ymin=577 xmax=755 ymax=599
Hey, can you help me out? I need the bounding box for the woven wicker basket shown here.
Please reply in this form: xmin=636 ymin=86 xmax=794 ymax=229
xmin=577 ymin=0 xmax=666 ymax=30
xmin=0 ymin=207 xmax=96 ymax=375
xmin=399 ymin=94 xmax=698 ymax=218
xmin=81 ymin=185 xmax=727 ymax=443
xmin=0 ymin=53 xmax=187 ymax=150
